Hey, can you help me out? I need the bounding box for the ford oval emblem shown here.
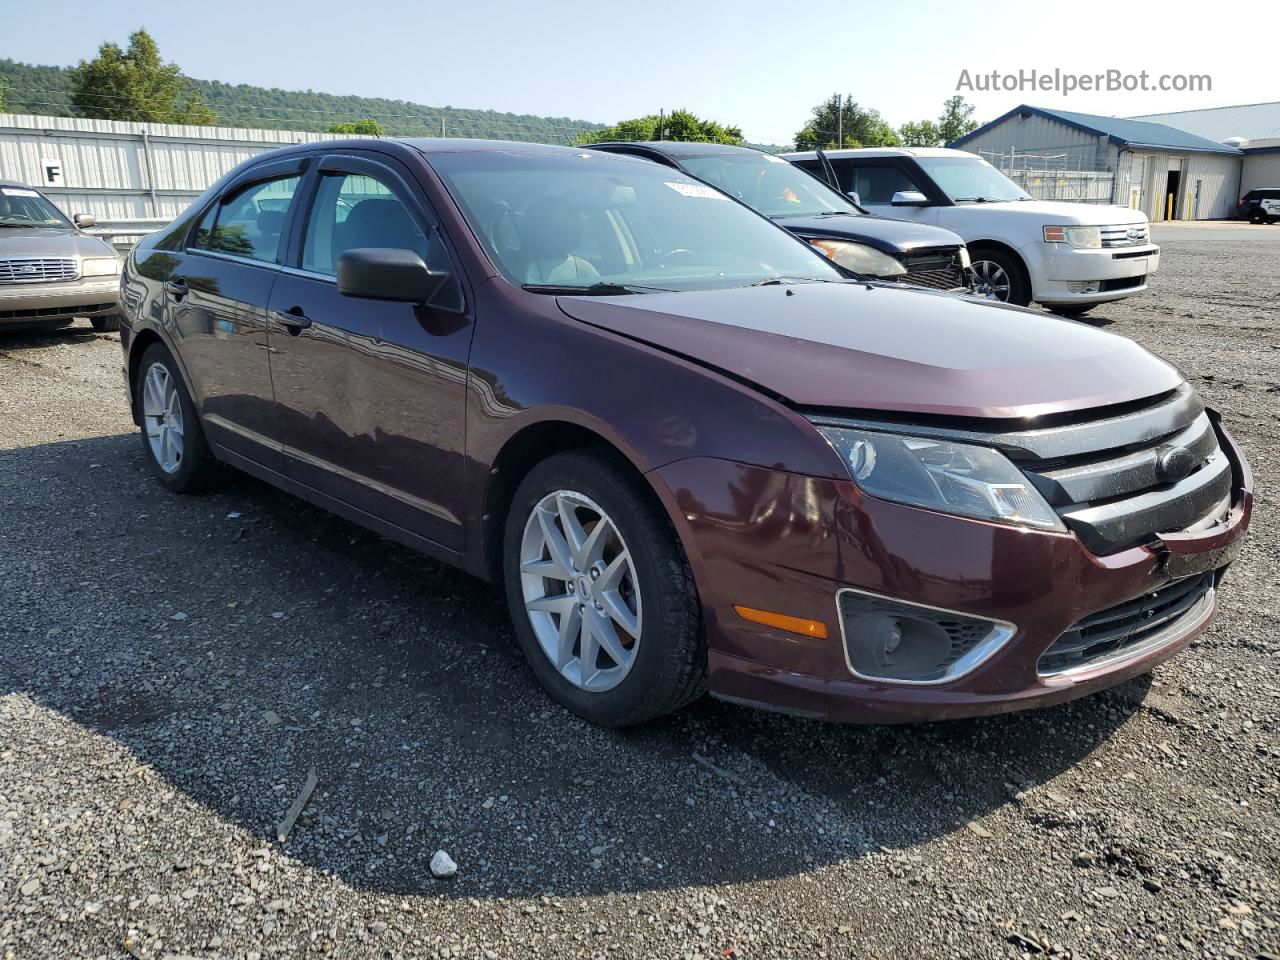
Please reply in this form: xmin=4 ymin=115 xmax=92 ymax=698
xmin=1155 ymin=446 xmax=1195 ymax=483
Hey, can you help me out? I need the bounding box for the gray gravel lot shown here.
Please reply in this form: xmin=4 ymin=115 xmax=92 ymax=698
xmin=1 ymin=220 xmax=1277 ymax=960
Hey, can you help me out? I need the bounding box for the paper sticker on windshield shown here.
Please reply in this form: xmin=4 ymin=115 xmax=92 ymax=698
xmin=1 ymin=187 xmax=40 ymax=197
xmin=665 ymin=181 xmax=727 ymax=200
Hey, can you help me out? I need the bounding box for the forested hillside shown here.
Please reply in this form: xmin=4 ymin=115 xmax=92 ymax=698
xmin=0 ymin=58 xmax=606 ymax=142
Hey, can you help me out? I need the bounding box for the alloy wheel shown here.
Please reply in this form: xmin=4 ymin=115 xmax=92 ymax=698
xmin=142 ymin=362 xmax=184 ymax=474
xmin=969 ymin=259 xmax=1012 ymax=302
xmin=519 ymin=490 xmax=642 ymax=692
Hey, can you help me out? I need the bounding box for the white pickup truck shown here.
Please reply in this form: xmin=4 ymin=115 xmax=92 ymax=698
xmin=785 ymin=147 xmax=1159 ymax=317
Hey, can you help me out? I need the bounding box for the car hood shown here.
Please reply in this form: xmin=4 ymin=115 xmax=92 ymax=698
xmin=0 ymin=227 xmax=114 ymax=258
xmin=956 ymin=199 xmax=1148 ymax=226
xmin=773 ymin=213 xmax=966 ymax=255
xmin=557 ymin=282 xmax=1182 ymax=419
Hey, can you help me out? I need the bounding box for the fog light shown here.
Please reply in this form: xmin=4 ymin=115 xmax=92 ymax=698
xmin=1067 ymin=281 xmax=1100 ymax=293
xmin=837 ymin=588 xmax=1016 ymax=684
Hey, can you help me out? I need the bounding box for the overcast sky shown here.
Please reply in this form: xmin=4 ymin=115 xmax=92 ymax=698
xmin=2 ymin=0 xmax=1272 ymax=144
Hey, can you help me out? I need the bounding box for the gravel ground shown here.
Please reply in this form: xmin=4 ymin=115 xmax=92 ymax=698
xmin=1 ymin=220 xmax=1277 ymax=960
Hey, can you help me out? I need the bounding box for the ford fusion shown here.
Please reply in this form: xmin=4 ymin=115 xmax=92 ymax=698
xmin=118 ymin=140 xmax=1252 ymax=726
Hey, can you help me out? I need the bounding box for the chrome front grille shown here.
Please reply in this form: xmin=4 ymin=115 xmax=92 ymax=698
xmin=1100 ymin=224 xmax=1149 ymax=248
xmin=1016 ymin=395 xmax=1231 ymax=555
xmin=807 ymin=385 xmax=1236 ymax=557
xmin=1038 ymin=572 xmax=1214 ymax=676
xmin=897 ymin=250 xmax=966 ymax=291
xmin=0 ymin=258 xmax=79 ymax=284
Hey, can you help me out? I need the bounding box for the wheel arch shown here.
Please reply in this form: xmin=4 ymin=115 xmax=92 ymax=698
xmin=965 ymin=239 xmax=1032 ymax=303
xmin=125 ymin=328 xmax=166 ymax=426
xmin=478 ymin=416 xmax=694 ymax=586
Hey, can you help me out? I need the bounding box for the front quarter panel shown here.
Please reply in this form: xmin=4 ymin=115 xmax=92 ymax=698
xmin=460 ymin=279 xmax=846 ymax=575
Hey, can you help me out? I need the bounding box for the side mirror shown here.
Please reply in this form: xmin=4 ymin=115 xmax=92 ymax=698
xmin=890 ymin=190 xmax=929 ymax=207
xmin=74 ymin=213 xmax=97 ymax=229
xmin=336 ymin=248 xmax=448 ymax=304
xmin=846 ymin=190 xmax=862 ymax=206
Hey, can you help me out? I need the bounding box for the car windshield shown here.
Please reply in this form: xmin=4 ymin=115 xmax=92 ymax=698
xmin=429 ymin=150 xmax=843 ymax=292
xmin=0 ymin=187 xmax=71 ymax=228
xmin=914 ymin=156 xmax=1030 ymax=203
xmin=678 ymin=152 xmax=859 ymax=219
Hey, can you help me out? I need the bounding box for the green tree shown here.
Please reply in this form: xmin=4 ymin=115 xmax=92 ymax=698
xmin=328 ymin=117 xmax=384 ymax=136
xmin=794 ymin=94 xmax=900 ymax=150
xmin=69 ymin=29 xmax=215 ymax=125
xmin=0 ymin=76 xmax=8 ymax=112
xmin=937 ymin=95 xmax=978 ymax=144
xmin=898 ymin=119 xmax=943 ymax=147
xmin=573 ymin=109 xmax=743 ymax=146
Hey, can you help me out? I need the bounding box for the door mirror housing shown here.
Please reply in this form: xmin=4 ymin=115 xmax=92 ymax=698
xmin=890 ymin=190 xmax=930 ymax=207
xmin=846 ymin=190 xmax=862 ymax=206
xmin=73 ymin=213 xmax=97 ymax=229
xmin=336 ymin=248 xmax=448 ymax=304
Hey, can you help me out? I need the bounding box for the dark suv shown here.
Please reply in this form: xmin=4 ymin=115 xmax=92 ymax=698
xmin=118 ymin=139 xmax=1251 ymax=726
xmin=589 ymin=142 xmax=970 ymax=291
xmin=1236 ymin=188 xmax=1280 ymax=223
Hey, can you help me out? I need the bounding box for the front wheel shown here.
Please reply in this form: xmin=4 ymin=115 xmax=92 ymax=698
xmin=968 ymin=249 xmax=1031 ymax=306
xmin=90 ymin=313 xmax=122 ymax=332
xmin=502 ymin=450 xmax=705 ymax=726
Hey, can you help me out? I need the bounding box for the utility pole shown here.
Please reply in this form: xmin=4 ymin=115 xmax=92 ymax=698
xmin=836 ymin=93 xmax=842 ymax=148
xmin=440 ymin=116 xmax=446 ymax=139
xmin=658 ymin=108 xmax=664 ymax=141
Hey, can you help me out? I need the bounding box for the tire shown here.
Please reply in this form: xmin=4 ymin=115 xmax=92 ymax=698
xmin=134 ymin=342 xmax=224 ymax=493
xmin=1049 ymin=305 xmax=1094 ymax=319
xmin=967 ymin=248 xmax=1031 ymax=306
xmin=502 ymin=449 xmax=705 ymax=726
xmin=1249 ymin=211 xmax=1265 ymax=224
xmin=90 ymin=313 xmax=121 ymax=332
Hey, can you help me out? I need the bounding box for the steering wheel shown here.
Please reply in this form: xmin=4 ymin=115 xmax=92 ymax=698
xmin=656 ymin=248 xmax=697 ymax=269
xmin=488 ymin=203 xmax=520 ymax=253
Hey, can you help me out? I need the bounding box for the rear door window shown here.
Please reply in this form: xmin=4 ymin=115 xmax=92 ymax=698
xmin=193 ymin=176 xmax=301 ymax=262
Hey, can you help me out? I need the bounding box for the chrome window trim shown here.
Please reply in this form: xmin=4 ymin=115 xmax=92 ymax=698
xmin=834 ymin=585 xmax=1018 ymax=687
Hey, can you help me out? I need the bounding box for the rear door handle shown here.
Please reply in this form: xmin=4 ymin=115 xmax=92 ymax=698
xmin=163 ymin=278 xmax=188 ymax=300
xmin=272 ymin=307 xmax=312 ymax=335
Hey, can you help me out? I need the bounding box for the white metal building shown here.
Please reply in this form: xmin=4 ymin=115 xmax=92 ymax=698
xmin=950 ymin=105 xmax=1244 ymax=221
xmin=0 ymin=112 xmax=362 ymax=224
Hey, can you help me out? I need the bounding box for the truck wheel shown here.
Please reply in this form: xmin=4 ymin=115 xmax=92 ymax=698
xmin=134 ymin=342 xmax=224 ymax=493
xmin=90 ymin=313 xmax=122 ymax=332
xmin=968 ymin=248 xmax=1030 ymax=306
xmin=503 ymin=449 xmax=706 ymax=726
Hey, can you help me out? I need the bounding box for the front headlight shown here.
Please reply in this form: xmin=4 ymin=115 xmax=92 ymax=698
xmin=814 ymin=425 xmax=1065 ymax=531
xmin=808 ymin=239 xmax=907 ymax=277
xmin=81 ymin=257 xmax=120 ymax=277
xmin=1042 ymin=225 xmax=1101 ymax=249
xmin=958 ymin=246 xmax=971 ymax=269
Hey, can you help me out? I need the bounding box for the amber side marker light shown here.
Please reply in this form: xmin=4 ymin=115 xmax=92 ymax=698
xmin=733 ymin=605 xmax=828 ymax=639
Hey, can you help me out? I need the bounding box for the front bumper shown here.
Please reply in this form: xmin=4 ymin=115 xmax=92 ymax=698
xmin=1024 ymin=242 xmax=1161 ymax=305
xmin=650 ymin=423 xmax=1251 ymax=723
xmin=0 ymin=277 xmax=120 ymax=325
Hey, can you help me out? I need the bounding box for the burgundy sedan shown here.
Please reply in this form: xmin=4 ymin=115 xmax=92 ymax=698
xmin=118 ymin=139 xmax=1252 ymax=726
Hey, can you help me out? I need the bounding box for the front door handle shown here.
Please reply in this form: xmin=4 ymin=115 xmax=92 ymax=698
xmin=272 ymin=307 xmax=312 ymax=335
xmin=163 ymin=277 xmax=188 ymax=300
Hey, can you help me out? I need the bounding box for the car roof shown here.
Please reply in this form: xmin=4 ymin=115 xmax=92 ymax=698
xmin=782 ymin=147 xmax=967 ymax=160
xmin=590 ymin=141 xmax=765 ymax=158
xmin=0 ymin=179 xmax=38 ymax=190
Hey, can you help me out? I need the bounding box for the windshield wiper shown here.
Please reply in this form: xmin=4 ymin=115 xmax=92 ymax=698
xmin=747 ymin=276 xmax=833 ymax=287
xmin=521 ymin=281 xmax=673 ymax=296
xmin=951 ymin=196 xmax=1010 ymax=204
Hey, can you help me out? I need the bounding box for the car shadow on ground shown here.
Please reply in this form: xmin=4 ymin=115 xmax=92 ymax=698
xmin=0 ymin=323 xmax=104 ymax=349
xmin=1 ymin=432 xmax=1146 ymax=900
